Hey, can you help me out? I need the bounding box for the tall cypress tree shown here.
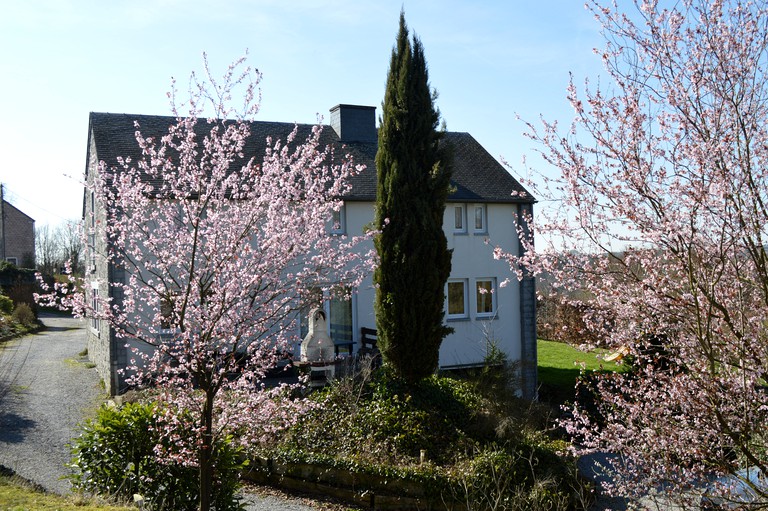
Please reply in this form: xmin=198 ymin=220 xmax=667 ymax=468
xmin=374 ymin=12 xmax=453 ymax=384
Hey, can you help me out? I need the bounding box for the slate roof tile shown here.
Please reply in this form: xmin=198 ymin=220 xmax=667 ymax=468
xmin=87 ymin=112 xmax=534 ymax=204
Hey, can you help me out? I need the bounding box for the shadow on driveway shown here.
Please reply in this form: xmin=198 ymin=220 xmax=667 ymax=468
xmin=0 ymin=411 xmax=37 ymax=444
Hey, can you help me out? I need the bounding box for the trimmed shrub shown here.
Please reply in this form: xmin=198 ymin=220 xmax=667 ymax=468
xmin=12 ymin=303 xmax=36 ymax=328
xmin=69 ymin=402 xmax=244 ymax=511
xmin=0 ymin=294 xmax=13 ymax=315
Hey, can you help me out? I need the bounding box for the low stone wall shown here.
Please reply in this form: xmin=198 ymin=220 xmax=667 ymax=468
xmin=243 ymin=457 xmax=466 ymax=511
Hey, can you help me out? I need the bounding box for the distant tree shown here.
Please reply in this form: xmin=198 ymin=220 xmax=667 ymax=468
xmin=374 ymin=12 xmax=453 ymax=384
xmin=497 ymin=0 xmax=768 ymax=506
xmin=40 ymin=55 xmax=374 ymax=511
xmin=35 ymin=220 xmax=84 ymax=276
xmin=35 ymin=224 xmax=61 ymax=276
xmin=56 ymin=220 xmax=84 ymax=276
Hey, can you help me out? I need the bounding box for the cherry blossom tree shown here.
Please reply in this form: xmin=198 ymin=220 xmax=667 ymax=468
xmin=499 ymin=0 xmax=768 ymax=505
xmin=42 ymin=55 xmax=374 ymax=511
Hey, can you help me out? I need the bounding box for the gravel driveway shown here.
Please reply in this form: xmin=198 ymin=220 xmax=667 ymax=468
xmin=0 ymin=314 xmax=329 ymax=510
xmin=0 ymin=313 xmax=101 ymax=494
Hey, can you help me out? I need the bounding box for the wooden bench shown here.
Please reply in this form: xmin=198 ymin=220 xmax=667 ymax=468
xmin=357 ymin=327 xmax=381 ymax=369
xmin=359 ymin=327 xmax=378 ymax=354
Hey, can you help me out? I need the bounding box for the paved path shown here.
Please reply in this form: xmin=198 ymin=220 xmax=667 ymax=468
xmin=0 ymin=314 xmax=325 ymax=510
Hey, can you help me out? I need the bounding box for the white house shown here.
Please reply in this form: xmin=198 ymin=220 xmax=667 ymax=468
xmin=83 ymin=105 xmax=537 ymax=397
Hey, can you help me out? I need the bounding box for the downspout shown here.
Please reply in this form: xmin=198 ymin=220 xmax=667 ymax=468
xmin=518 ymin=202 xmax=538 ymax=400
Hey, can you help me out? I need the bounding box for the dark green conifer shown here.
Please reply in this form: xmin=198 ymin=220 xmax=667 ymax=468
xmin=374 ymin=11 xmax=453 ymax=384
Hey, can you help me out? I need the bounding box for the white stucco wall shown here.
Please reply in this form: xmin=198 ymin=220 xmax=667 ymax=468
xmin=343 ymin=200 xmax=522 ymax=368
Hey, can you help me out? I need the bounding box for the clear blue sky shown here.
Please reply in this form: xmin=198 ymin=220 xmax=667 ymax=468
xmin=0 ymin=0 xmax=606 ymax=227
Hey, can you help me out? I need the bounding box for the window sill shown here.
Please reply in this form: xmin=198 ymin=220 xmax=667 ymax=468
xmin=446 ymin=316 xmax=470 ymax=322
xmin=472 ymin=231 xmax=488 ymax=236
xmin=452 ymin=231 xmax=469 ymax=236
xmin=475 ymin=314 xmax=499 ymax=321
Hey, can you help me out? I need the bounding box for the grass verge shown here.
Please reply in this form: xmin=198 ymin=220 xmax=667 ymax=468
xmin=0 ymin=472 xmax=132 ymax=511
xmin=537 ymin=339 xmax=628 ymax=405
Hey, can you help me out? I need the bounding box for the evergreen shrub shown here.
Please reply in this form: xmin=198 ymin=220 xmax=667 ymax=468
xmin=69 ymin=402 xmax=244 ymax=511
xmin=271 ymin=368 xmax=588 ymax=510
xmin=0 ymin=294 xmax=13 ymax=315
xmin=12 ymin=303 xmax=35 ymax=328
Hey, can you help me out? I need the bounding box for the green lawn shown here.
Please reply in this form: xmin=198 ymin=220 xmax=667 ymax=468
xmin=0 ymin=474 xmax=132 ymax=511
xmin=537 ymin=339 xmax=628 ymax=405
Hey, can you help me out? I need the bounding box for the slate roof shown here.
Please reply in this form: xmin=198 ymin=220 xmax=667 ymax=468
xmin=1 ymin=200 xmax=35 ymax=223
xmin=86 ymin=112 xmax=534 ymax=204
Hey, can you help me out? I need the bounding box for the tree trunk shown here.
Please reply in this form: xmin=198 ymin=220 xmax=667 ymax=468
xmin=199 ymin=389 xmax=215 ymax=511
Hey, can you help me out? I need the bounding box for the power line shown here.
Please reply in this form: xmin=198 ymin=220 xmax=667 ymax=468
xmin=0 ymin=183 xmax=80 ymax=225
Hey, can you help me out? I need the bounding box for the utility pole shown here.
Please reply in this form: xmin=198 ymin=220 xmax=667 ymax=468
xmin=0 ymin=183 xmax=5 ymax=261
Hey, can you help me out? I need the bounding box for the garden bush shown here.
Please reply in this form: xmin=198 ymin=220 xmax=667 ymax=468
xmin=0 ymin=293 xmax=13 ymax=315
xmin=69 ymin=401 xmax=244 ymax=511
xmin=12 ymin=303 xmax=36 ymax=328
xmin=269 ymin=368 xmax=588 ymax=510
xmin=448 ymin=444 xmax=582 ymax=511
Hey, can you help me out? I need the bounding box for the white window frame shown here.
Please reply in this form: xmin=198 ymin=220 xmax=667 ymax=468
xmin=90 ymin=282 xmax=100 ymax=335
xmin=475 ymin=278 xmax=497 ymax=318
xmin=330 ymin=204 xmax=346 ymax=235
xmin=446 ymin=279 xmax=469 ymax=320
xmin=453 ymin=205 xmax=466 ymax=233
xmin=88 ymin=231 xmax=96 ymax=274
xmin=473 ymin=204 xmax=487 ymax=234
xmin=5 ymin=257 xmax=17 ymax=265
xmin=328 ymin=291 xmax=357 ymax=346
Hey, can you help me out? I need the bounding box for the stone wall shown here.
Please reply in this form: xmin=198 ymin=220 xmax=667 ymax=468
xmin=1 ymin=200 xmax=35 ymax=268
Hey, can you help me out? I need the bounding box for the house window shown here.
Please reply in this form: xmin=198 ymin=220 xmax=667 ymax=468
xmin=329 ymin=292 xmax=353 ymax=345
xmin=474 ymin=205 xmax=487 ymax=233
xmin=88 ymin=232 xmax=96 ymax=274
xmin=447 ymin=279 xmax=468 ymax=319
xmin=90 ymin=284 xmax=100 ymax=332
xmin=299 ymin=287 xmax=355 ymax=352
xmin=330 ymin=204 xmax=346 ymax=235
xmin=454 ymin=205 xmax=466 ymax=233
xmin=159 ymin=295 xmax=176 ymax=331
xmin=475 ymin=278 xmax=496 ymax=317
xmin=5 ymin=257 xmax=17 ymax=266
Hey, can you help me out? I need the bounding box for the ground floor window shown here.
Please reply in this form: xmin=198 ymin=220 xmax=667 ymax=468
xmin=299 ymin=287 xmax=354 ymax=345
xmin=447 ymin=279 xmax=468 ymax=319
xmin=329 ymin=293 xmax=353 ymax=344
xmin=475 ymin=278 xmax=496 ymax=317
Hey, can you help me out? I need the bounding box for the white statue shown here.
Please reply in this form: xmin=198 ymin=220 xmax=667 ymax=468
xmin=300 ymin=308 xmax=335 ymax=363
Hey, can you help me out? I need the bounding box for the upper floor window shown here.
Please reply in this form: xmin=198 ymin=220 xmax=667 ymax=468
xmin=88 ymin=232 xmax=96 ymax=274
xmin=90 ymin=191 xmax=96 ymax=228
xmin=473 ymin=205 xmax=487 ymax=233
xmin=331 ymin=205 xmax=346 ymax=235
xmin=90 ymin=284 xmax=100 ymax=332
xmin=453 ymin=205 xmax=466 ymax=233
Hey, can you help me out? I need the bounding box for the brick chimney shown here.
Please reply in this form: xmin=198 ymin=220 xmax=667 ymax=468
xmin=330 ymin=104 xmax=377 ymax=143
